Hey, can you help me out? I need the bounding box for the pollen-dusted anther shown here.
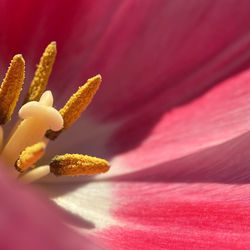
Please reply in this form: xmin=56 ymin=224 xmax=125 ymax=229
xmin=45 ymin=75 xmax=102 ymax=140
xmin=0 ymin=54 xmax=25 ymax=124
xmin=50 ymin=153 xmax=110 ymax=176
xmin=15 ymin=142 xmax=46 ymax=173
xmin=23 ymin=41 xmax=57 ymax=104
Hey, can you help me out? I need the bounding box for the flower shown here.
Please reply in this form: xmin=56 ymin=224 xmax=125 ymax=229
xmin=1 ymin=0 xmax=250 ymax=249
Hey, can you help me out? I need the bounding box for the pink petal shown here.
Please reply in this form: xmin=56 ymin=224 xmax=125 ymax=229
xmin=0 ymin=0 xmax=250 ymax=117
xmin=0 ymin=161 xmax=100 ymax=250
xmin=1 ymin=1 xmax=250 ymax=161
xmin=47 ymin=69 xmax=250 ymax=176
xmin=108 ymin=69 xmax=250 ymax=175
xmin=110 ymin=131 xmax=250 ymax=184
xmin=97 ymin=182 xmax=250 ymax=249
xmin=1 ymin=2 xmax=250 ymax=249
xmin=84 ymin=0 xmax=250 ymax=121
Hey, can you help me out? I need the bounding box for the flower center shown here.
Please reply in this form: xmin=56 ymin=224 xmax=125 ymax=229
xmin=0 ymin=42 xmax=110 ymax=183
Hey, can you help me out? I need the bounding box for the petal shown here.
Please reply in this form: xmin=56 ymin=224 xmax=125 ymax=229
xmin=1 ymin=1 xmax=250 ymax=163
xmin=96 ymin=182 xmax=250 ymax=249
xmin=43 ymin=117 xmax=250 ymax=247
xmin=0 ymin=161 xmax=101 ymax=250
xmin=106 ymin=69 xmax=250 ymax=176
xmin=82 ymin=0 xmax=250 ymax=121
xmin=37 ymin=180 xmax=115 ymax=229
xmin=45 ymin=66 xmax=250 ymax=182
xmin=0 ymin=0 xmax=250 ymax=116
xmin=109 ymin=130 xmax=250 ymax=184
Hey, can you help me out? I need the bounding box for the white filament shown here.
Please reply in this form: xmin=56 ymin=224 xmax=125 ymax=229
xmin=19 ymin=165 xmax=50 ymax=183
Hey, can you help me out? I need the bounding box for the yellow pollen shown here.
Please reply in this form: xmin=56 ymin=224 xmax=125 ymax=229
xmin=0 ymin=54 xmax=25 ymax=124
xmin=46 ymin=74 xmax=101 ymax=140
xmin=23 ymin=41 xmax=57 ymax=104
xmin=50 ymin=153 xmax=110 ymax=176
xmin=15 ymin=142 xmax=46 ymax=173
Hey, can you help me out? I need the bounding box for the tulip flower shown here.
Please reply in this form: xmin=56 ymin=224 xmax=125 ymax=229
xmin=1 ymin=0 xmax=250 ymax=249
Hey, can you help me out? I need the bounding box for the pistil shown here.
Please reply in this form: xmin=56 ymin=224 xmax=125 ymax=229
xmin=1 ymin=91 xmax=63 ymax=166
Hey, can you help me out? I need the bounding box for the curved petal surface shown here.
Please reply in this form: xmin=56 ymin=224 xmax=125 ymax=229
xmin=0 ymin=161 xmax=100 ymax=250
xmin=107 ymin=69 xmax=250 ymax=175
xmin=97 ymin=181 xmax=250 ymax=250
xmin=0 ymin=0 xmax=250 ymax=117
xmin=1 ymin=0 xmax=250 ymax=161
xmin=43 ymin=120 xmax=250 ymax=248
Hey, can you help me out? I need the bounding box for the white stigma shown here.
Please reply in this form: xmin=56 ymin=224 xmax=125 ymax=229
xmin=1 ymin=91 xmax=63 ymax=170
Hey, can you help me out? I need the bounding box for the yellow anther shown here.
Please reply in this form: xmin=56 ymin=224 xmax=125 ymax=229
xmin=46 ymin=74 xmax=101 ymax=140
xmin=50 ymin=153 xmax=110 ymax=176
xmin=0 ymin=54 xmax=25 ymax=124
xmin=15 ymin=142 xmax=46 ymax=173
xmin=23 ymin=42 xmax=57 ymax=104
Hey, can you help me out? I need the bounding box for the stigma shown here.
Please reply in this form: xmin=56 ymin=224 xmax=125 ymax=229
xmin=0 ymin=42 xmax=110 ymax=182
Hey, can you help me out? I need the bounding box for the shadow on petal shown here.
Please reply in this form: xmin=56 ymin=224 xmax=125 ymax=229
xmin=35 ymin=181 xmax=88 ymax=199
xmin=106 ymin=131 xmax=250 ymax=184
xmin=34 ymin=182 xmax=95 ymax=229
xmin=54 ymin=203 xmax=95 ymax=229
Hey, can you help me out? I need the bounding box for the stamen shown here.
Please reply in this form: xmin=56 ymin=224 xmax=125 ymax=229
xmin=15 ymin=142 xmax=46 ymax=173
xmin=0 ymin=55 xmax=25 ymax=124
xmin=0 ymin=43 xmax=111 ymax=180
xmin=46 ymin=75 xmax=101 ymax=140
xmin=19 ymin=165 xmax=50 ymax=183
xmin=50 ymin=154 xmax=110 ymax=176
xmin=23 ymin=42 xmax=57 ymax=104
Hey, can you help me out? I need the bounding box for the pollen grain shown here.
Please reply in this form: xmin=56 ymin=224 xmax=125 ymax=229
xmin=24 ymin=41 xmax=57 ymax=104
xmin=50 ymin=153 xmax=110 ymax=176
xmin=15 ymin=142 xmax=46 ymax=173
xmin=0 ymin=54 xmax=25 ymax=124
xmin=46 ymin=74 xmax=101 ymax=140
